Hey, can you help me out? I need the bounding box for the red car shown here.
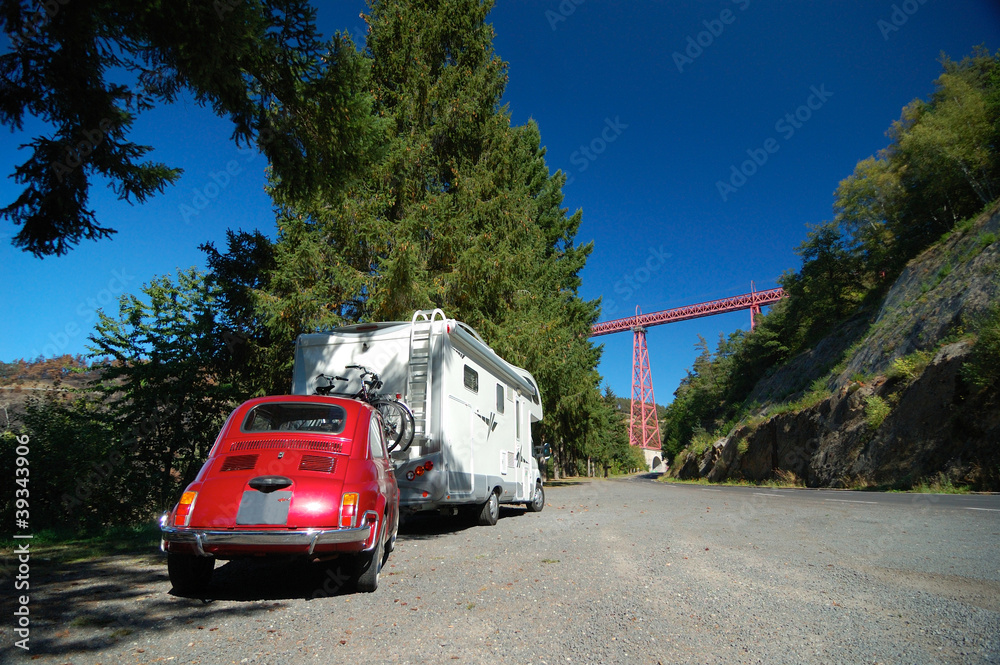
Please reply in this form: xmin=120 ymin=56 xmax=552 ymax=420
xmin=160 ymin=394 xmax=399 ymax=594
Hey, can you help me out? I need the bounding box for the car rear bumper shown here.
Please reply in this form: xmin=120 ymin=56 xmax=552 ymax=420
xmin=160 ymin=512 xmax=378 ymax=557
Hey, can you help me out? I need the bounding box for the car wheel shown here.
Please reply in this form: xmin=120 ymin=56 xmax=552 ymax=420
xmin=477 ymin=490 xmax=500 ymax=526
xmin=356 ymin=519 xmax=386 ymax=593
xmin=167 ymin=552 xmax=214 ymax=594
xmin=525 ymin=483 xmax=545 ymax=512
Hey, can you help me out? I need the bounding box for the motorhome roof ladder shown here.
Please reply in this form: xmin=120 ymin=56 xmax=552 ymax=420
xmin=408 ymin=309 xmax=445 ymax=441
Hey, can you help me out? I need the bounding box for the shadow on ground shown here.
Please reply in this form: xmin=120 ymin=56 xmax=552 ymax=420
xmin=544 ymin=479 xmax=591 ymax=487
xmin=397 ymin=505 xmax=527 ymax=541
xmin=11 ymin=550 xmax=282 ymax=658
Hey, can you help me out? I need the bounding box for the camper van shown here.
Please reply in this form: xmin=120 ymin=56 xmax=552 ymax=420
xmin=291 ymin=309 xmax=545 ymax=525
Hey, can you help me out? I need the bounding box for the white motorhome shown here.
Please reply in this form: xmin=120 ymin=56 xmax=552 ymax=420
xmin=291 ymin=309 xmax=545 ymax=525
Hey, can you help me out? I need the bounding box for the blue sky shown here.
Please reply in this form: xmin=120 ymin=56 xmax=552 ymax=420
xmin=2 ymin=1 xmax=999 ymax=404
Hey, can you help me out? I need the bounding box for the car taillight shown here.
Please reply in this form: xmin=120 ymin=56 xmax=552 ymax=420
xmin=174 ymin=491 xmax=198 ymax=527
xmin=340 ymin=492 xmax=359 ymax=528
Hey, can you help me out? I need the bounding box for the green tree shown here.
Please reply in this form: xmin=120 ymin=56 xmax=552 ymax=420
xmin=1 ymin=394 xmax=117 ymax=532
xmin=0 ymin=1 xmax=374 ymax=256
xmin=833 ymin=155 xmax=904 ymax=276
xmin=87 ymin=269 xmax=237 ymax=513
xmin=261 ymin=0 xmax=606 ymax=474
xmin=201 ymin=229 xmax=290 ymax=396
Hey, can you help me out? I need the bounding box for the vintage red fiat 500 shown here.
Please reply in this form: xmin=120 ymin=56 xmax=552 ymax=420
xmin=160 ymin=394 xmax=399 ymax=594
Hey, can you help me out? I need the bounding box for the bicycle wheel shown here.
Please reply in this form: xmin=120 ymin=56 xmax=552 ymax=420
xmin=374 ymin=399 xmax=415 ymax=452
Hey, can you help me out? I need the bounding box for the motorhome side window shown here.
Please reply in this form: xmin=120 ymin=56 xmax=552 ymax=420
xmin=463 ymin=365 xmax=479 ymax=393
xmin=496 ymin=384 xmax=504 ymax=413
xmin=516 ymin=400 xmax=521 ymax=440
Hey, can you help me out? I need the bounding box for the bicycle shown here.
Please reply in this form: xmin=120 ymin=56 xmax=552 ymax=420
xmin=315 ymin=365 xmax=415 ymax=452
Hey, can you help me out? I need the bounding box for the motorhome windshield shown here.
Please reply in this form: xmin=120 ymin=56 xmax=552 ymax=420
xmin=241 ymin=403 xmax=348 ymax=434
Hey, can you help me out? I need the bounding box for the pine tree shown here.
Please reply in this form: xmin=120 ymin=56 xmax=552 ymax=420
xmin=0 ymin=1 xmax=373 ymax=257
xmin=261 ymin=0 xmax=606 ymax=471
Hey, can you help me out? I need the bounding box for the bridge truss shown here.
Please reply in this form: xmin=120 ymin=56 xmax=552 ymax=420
xmin=591 ymin=286 xmax=786 ymax=452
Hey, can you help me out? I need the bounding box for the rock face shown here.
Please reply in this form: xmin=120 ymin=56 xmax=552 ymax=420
xmin=677 ymin=340 xmax=1000 ymax=488
xmin=673 ymin=204 xmax=1000 ymax=490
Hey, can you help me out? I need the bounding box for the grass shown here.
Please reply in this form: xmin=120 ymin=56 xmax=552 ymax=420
xmin=767 ymin=379 xmax=833 ymax=418
xmin=909 ymin=473 xmax=973 ymax=494
xmin=663 ymin=473 xmax=979 ymax=494
xmin=0 ymin=523 xmax=162 ymax=564
xmin=660 ymin=474 xmax=803 ymax=489
xmin=976 ymin=231 xmax=996 ymax=251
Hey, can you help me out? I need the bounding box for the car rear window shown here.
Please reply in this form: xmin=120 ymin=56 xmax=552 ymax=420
xmin=241 ymin=402 xmax=348 ymax=435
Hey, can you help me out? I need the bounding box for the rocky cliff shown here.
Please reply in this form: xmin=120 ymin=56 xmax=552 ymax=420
xmin=673 ymin=204 xmax=1000 ymax=490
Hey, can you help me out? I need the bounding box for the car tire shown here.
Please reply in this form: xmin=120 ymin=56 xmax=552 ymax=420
xmin=167 ymin=552 xmax=214 ymax=594
xmin=356 ymin=519 xmax=386 ymax=593
xmin=477 ymin=490 xmax=500 ymax=526
xmin=525 ymin=483 xmax=545 ymax=512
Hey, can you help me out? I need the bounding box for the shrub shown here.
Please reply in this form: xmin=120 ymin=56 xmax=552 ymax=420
xmin=962 ymin=303 xmax=1000 ymax=388
xmin=888 ymin=350 xmax=933 ymax=382
xmin=864 ymin=395 xmax=891 ymax=430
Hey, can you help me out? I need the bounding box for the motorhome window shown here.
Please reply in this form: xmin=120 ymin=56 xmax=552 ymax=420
xmin=516 ymin=400 xmax=521 ymax=440
xmin=241 ymin=402 xmax=348 ymax=434
xmin=496 ymin=384 xmax=505 ymax=413
xmin=464 ymin=365 xmax=479 ymax=393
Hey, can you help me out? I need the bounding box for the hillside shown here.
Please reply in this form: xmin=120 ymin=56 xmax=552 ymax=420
xmin=0 ymin=357 xmax=97 ymax=430
xmin=672 ymin=203 xmax=1000 ymax=490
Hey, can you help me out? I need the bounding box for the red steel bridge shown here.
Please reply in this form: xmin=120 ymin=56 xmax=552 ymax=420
xmin=590 ymin=285 xmax=786 ymax=458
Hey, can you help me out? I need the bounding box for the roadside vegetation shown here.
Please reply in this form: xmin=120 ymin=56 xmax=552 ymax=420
xmin=662 ymin=47 xmax=1000 ymax=468
xmin=0 ymin=523 xmax=161 ymax=567
xmin=660 ymin=472 xmax=982 ymax=494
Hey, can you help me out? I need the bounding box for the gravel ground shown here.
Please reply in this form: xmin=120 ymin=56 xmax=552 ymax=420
xmin=3 ymin=476 xmax=999 ymax=664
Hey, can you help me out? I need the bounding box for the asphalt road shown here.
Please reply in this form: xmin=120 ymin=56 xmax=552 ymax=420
xmin=5 ymin=477 xmax=1000 ymax=664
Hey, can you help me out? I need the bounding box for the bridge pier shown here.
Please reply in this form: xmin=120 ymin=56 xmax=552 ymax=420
xmin=629 ymin=324 xmax=662 ymax=449
xmin=643 ymin=447 xmax=666 ymax=473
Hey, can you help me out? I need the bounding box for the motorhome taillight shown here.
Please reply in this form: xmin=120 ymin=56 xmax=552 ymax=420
xmin=174 ymin=491 xmax=198 ymax=527
xmin=340 ymin=493 xmax=359 ymax=528
xmin=414 ymin=466 xmax=425 ymax=477
xmin=423 ymin=461 xmax=434 ymax=471
xmin=406 ymin=471 xmax=415 ymax=481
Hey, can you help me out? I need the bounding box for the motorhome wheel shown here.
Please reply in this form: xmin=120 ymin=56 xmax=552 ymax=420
xmin=478 ymin=490 xmax=500 ymax=526
xmin=526 ymin=483 xmax=545 ymax=512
